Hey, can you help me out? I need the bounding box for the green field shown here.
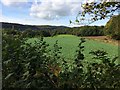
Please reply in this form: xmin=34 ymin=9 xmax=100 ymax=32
xmin=27 ymin=35 xmax=119 ymax=64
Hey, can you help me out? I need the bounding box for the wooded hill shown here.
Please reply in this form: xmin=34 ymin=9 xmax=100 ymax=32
xmin=1 ymin=22 xmax=104 ymax=37
xmin=1 ymin=22 xmax=67 ymax=31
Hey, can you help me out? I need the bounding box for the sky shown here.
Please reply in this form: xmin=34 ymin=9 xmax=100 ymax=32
xmin=0 ymin=0 xmax=117 ymax=27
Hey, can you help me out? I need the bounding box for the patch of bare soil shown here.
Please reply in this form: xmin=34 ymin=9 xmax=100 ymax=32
xmin=83 ymin=36 xmax=120 ymax=46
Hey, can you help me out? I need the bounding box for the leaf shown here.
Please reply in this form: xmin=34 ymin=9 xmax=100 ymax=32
xmin=3 ymin=59 xmax=11 ymax=64
xmin=23 ymin=71 xmax=29 ymax=76
xmin=26 ymin=82 xmax=31 ymax=88
xmin=69 ymin=20 xmax=72 ymax=24
xmin=112 ymin=56 xmax=118 ymax=63
xmin=5 ymin=73 xmax=14 ymax=80
xmin=75 ymin=19 xmax=79 ymax=23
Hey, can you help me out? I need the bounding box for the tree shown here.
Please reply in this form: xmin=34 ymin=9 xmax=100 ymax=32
xmin=72 ymin=2 xmax=120 ymax=25
xmin=104 ymin=14 xmax=120 ymax=39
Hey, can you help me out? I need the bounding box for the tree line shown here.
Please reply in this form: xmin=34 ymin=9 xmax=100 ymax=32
xmin=2 ymin=24 xmax=104 ymax=38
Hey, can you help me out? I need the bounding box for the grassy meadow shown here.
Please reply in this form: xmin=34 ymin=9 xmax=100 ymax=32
xmin=27 ymin=34 xmax=119 ymax=64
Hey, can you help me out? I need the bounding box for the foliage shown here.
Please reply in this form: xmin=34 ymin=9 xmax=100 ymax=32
xmin=105 ymin=14 xmax=120 ymax=40
xmin=2 ymin=32 xmax=62 ymax=89
xmin=2 ymin=32 xmax=120 ymax=89
xmin=84 ymin=50 xmax=120 ymax=88
xmin=71 ymin=1 xmax=120 ymax=40
xmin=3 ymin=33 xmax=50 ymax=88
xmin=73 ymin=2 xmax=120 ymax=25
xmin=2 ymin=34 xmax=24 ymax=88
xmin=75 ymin=38 xmax=85 ymax=65
xmin=50 ymin=40 xmax=62 ymax=65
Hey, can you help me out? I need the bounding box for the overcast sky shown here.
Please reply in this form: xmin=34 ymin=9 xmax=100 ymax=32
xmin=0 ymin=0 xmax=112 ymax=26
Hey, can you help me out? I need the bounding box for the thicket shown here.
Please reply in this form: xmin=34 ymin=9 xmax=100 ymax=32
xmin=2 ymin=32 xmax=120 ymax=89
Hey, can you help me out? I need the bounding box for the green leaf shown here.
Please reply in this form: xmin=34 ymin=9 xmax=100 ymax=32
xmin=75 ymin=19 xmax=79 ymax=23
xmin=69 ymin=20 xmax=72 ymax=24
xmin=5 ymin=73 xmax=14 ymax=80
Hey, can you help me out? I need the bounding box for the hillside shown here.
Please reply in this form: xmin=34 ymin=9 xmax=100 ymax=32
xmin=1 ymin=22 xmax=68 ymax=31
xmin=1 ymin=22 xmax=105 ymax=37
